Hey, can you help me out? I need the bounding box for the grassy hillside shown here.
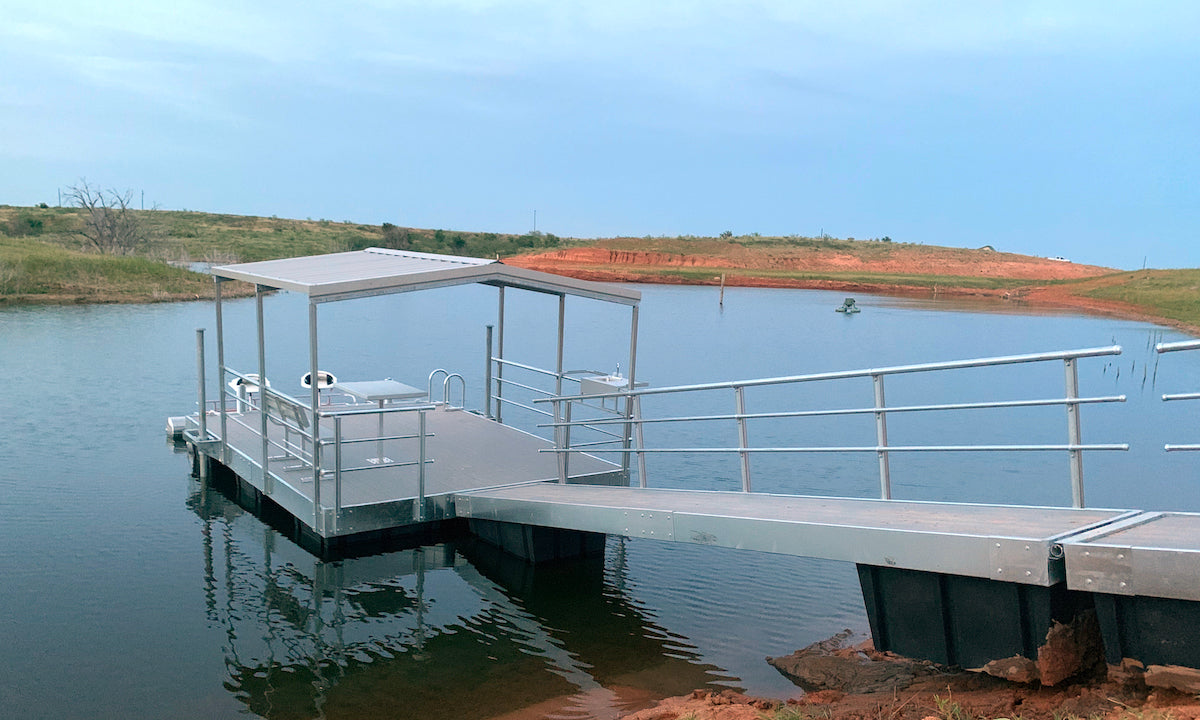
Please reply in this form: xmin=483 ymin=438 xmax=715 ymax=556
xmin=1071 ymin=270 xmax=1200 ymax=327
xmin=0 ymin=204 xmax=1196 ymax=336
xmin=0 ymin=205 xmax=562 ymax=303
xmin=0 ymin=234 xmax=218 ymax=302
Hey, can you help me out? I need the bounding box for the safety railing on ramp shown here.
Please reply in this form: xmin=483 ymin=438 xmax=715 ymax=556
xmin=537 ymin=346 xmax=1130 ymax=508
xmin=1157 ymin=339 xmax=1200 ymax=452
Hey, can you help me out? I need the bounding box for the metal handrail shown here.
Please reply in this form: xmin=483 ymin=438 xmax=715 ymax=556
xmin=486 ymin=358 xmax=600 ymax=437
xmin=494 ymin=376 xmax=558 ymax=397
xmin=538 ymin=395 xmax=1126 ymax=428
xmin=494 ymin=395 xmax=554 ymax=418
xmin=317 ymin=403 xmax=436 ymax=418
xmin=215 ymin=365 xmax=437 ymax=533
xmin=1157 ymin=339 xmax=1200 ymax=353
xmin=491 ymin=357 xmax=597 ymax=381
xmin=538 ymin=346 xmax=1127 ymax=507
xmin=428 ymin=368 xmax=449 ymax=400
xmin=222 ymin=391 xmax=315 ymax=468
xmin=547 ymin=443 xmax=1129 ymax=454
xmin=538 ymin=346 xmax=1123 ymax=402
xmin=1156 ymin=340 xmax=1200 ymax=452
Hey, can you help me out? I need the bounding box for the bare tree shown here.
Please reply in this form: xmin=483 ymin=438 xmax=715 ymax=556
xmin=64 ymin=179 xmax=145 ymax=254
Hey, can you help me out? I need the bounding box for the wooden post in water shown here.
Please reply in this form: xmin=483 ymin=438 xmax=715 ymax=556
xmin=719 ymin=274 xmax=725 ymax=306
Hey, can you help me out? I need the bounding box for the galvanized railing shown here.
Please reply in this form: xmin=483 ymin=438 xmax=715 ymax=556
xmin=192 ymin=329 xmax=437 ymax=531
xmin=537 ymin=346 xmax=1130 ymax=508
xmin=321 ymin=403 xmax=435 ymax=527
xmin=1156 ymin=339 xmax=1200 ymax=452
xmin=427 ymin=369 xmax=467 ymax=410
xmin=487 ymin=356 xmax=625 ymax=438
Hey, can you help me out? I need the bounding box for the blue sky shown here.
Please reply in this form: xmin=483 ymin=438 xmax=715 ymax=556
xmin=2 ymin=1 xmax=1196 ymax=269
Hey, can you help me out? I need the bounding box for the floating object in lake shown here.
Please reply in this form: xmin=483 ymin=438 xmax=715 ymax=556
xmin=836 ymin=298 xmax=861 ymax=314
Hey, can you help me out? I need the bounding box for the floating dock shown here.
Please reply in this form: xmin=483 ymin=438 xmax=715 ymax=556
xmin=175 ymin=248 xmax=1200 ymax=680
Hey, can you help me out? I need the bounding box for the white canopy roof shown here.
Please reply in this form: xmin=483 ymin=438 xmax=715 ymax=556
xmin=212 ymin=247 xmax=641 ymax=305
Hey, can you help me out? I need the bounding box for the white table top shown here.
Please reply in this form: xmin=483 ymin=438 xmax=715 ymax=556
xmin=332 ymin=379 xmax=427 ymax=403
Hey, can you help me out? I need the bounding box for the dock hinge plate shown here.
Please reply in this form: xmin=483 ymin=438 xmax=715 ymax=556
xmin=990 ymin=538 xmax=1060 ymax=585
xmin=1064 ymin=545 xmax=1135 ymax=595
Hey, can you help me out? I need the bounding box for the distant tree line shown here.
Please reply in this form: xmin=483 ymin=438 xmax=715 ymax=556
xmin=353 ymin=223 xmax=561 ymax=258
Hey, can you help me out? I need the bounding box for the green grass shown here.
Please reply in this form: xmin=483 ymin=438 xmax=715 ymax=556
xmin=0 ymin=205 xmax=564 ymax=263
xmin=2 ymin=204 xmax=1198 ymax=330
xmin=1074 ymin=269 xmax=1200 ymax=326
xmin=0 ymin=205 xmax=565 ymax=304
xmin=0 ymin=235 xmax=220 ymax=302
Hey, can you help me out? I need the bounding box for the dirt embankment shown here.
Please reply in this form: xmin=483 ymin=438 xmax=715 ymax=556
xmin=506 ymin=241 xmax=1199 ymax=332
xmin=512 ymin=242 xmax=1113 ymax=282
xmin=619 ymin=628 xmax=1200 ymax=720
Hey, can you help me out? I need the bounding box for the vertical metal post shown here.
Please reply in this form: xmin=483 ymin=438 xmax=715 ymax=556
xmin=556 ymin=293 xmax=565 ymax=396
xmin=309 ymin=300 xmax=322 ymax=491
xmin=622 ymin=305 xmax=640 ymax=476
xmin=735 ymin=386 xmax=751 ymax=492
xmin=553 ymin=399 xmax=567 ymax=483
xmin=256 ymin=284 xmax=271 ymax=492
xmin=196 ymin=328 xmax=207 ymax=440
xmin=873 ymin=374 xmax=891 ymax=499
xmin=417 ymin=410 xmax=427 ymax=521
xmin=562 ymin=401 xmax=573 ymax=483
xmin=215 ymin=278 xmax=227 ymax=459
xmin=634 ymin=395 xmax=648 ymax=488
xmin=1065 ymin=358 xmax=1085 ymax=508
xmin=496 ymin=286 xmax=506 ymax=424
xmin=333 ymin=416 xmax=342 ymax=528
xmin=484 ymin=324 xmax=494 ymax=419
xmin=314 ymin=415 xmax=323 ymax=527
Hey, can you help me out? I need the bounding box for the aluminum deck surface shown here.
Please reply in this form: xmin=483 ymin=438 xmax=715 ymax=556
xmin=209 ymin=404 xmax=621 ymax=536
xmin=455 ymin=484 xmax=1133 ymax=586
xmin=1061 ymin=511 xmax=1200 ymax=601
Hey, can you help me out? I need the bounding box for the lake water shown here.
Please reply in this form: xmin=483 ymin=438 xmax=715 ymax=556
xmin=2 ymin=285 xmax=1199 ymax=719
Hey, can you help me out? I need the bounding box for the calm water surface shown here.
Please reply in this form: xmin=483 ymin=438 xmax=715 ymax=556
xmin=2 ymin=285 xmax=1199 ymax=719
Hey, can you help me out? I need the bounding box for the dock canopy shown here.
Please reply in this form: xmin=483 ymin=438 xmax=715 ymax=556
xmin=212 ymin=247 xmax=641 ymax=305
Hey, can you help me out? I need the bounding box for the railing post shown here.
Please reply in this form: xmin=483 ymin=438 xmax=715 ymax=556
xmin=873 ymin=374 xmax=891 ymax=499
xmin=334 ymin=415 xmax=342 ymax=526
xmin=735 ymin=386 xmax=751 ymax=492
xmin=417 ymin=410 xmax=427 ymax=521
xmin=196 ymin=328 xmax=207 ymax=440
xmin=496 ymin=287 xmax=505 ymax=425
xmin=552 ymin=399 xmax=568 ymax=484
xmin=562 ymin=400 xmax=573 ymax=483
xmin=485 ymin=325 xmax=494 ymax=419
xmin=315 ymin=416 xmax=325 ymax=528
xmin=309 ymin=300 xmax=322 ymax=492
xmin=1064 ymin=357 xmax=1085 ymax=507
xmin=256 ymin=284 xmax=271 ymax=493
xmin=215 ymin=278 xmax=228 ymax=460
xmin=634 ymin=395 xmax=648 ymax=488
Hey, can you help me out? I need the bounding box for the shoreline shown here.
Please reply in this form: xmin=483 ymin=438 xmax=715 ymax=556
xmin=607 ymin=629 xmax=1200 ymax=720
xmin=503 ymin=262 xmax=1200 ymax=337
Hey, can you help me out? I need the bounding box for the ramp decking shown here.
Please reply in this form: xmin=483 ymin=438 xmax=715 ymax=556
xmin=1062 ymin=511 xmax=1200 ymax=601
xmin=454 ymin=483 xmax=1137 ymax=586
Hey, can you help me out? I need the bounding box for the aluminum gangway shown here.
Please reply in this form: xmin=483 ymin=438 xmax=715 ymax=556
xmin=447 ymin=341 xmax=1200 ymax=673
xmin=174 ymin=246 xmax=1200 ymax=679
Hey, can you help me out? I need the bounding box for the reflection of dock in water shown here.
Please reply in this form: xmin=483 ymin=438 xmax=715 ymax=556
xmin=188 ymin=480 xmax=724 ymax=719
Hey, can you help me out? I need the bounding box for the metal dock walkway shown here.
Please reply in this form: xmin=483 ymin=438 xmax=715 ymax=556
xmin=174 ymin=249 xmax=1200 ymax=676
xmin=211 ymin=403 xmax=621 ymax=537
xmin=456 ymin=483 xmax=1135 ymax=586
